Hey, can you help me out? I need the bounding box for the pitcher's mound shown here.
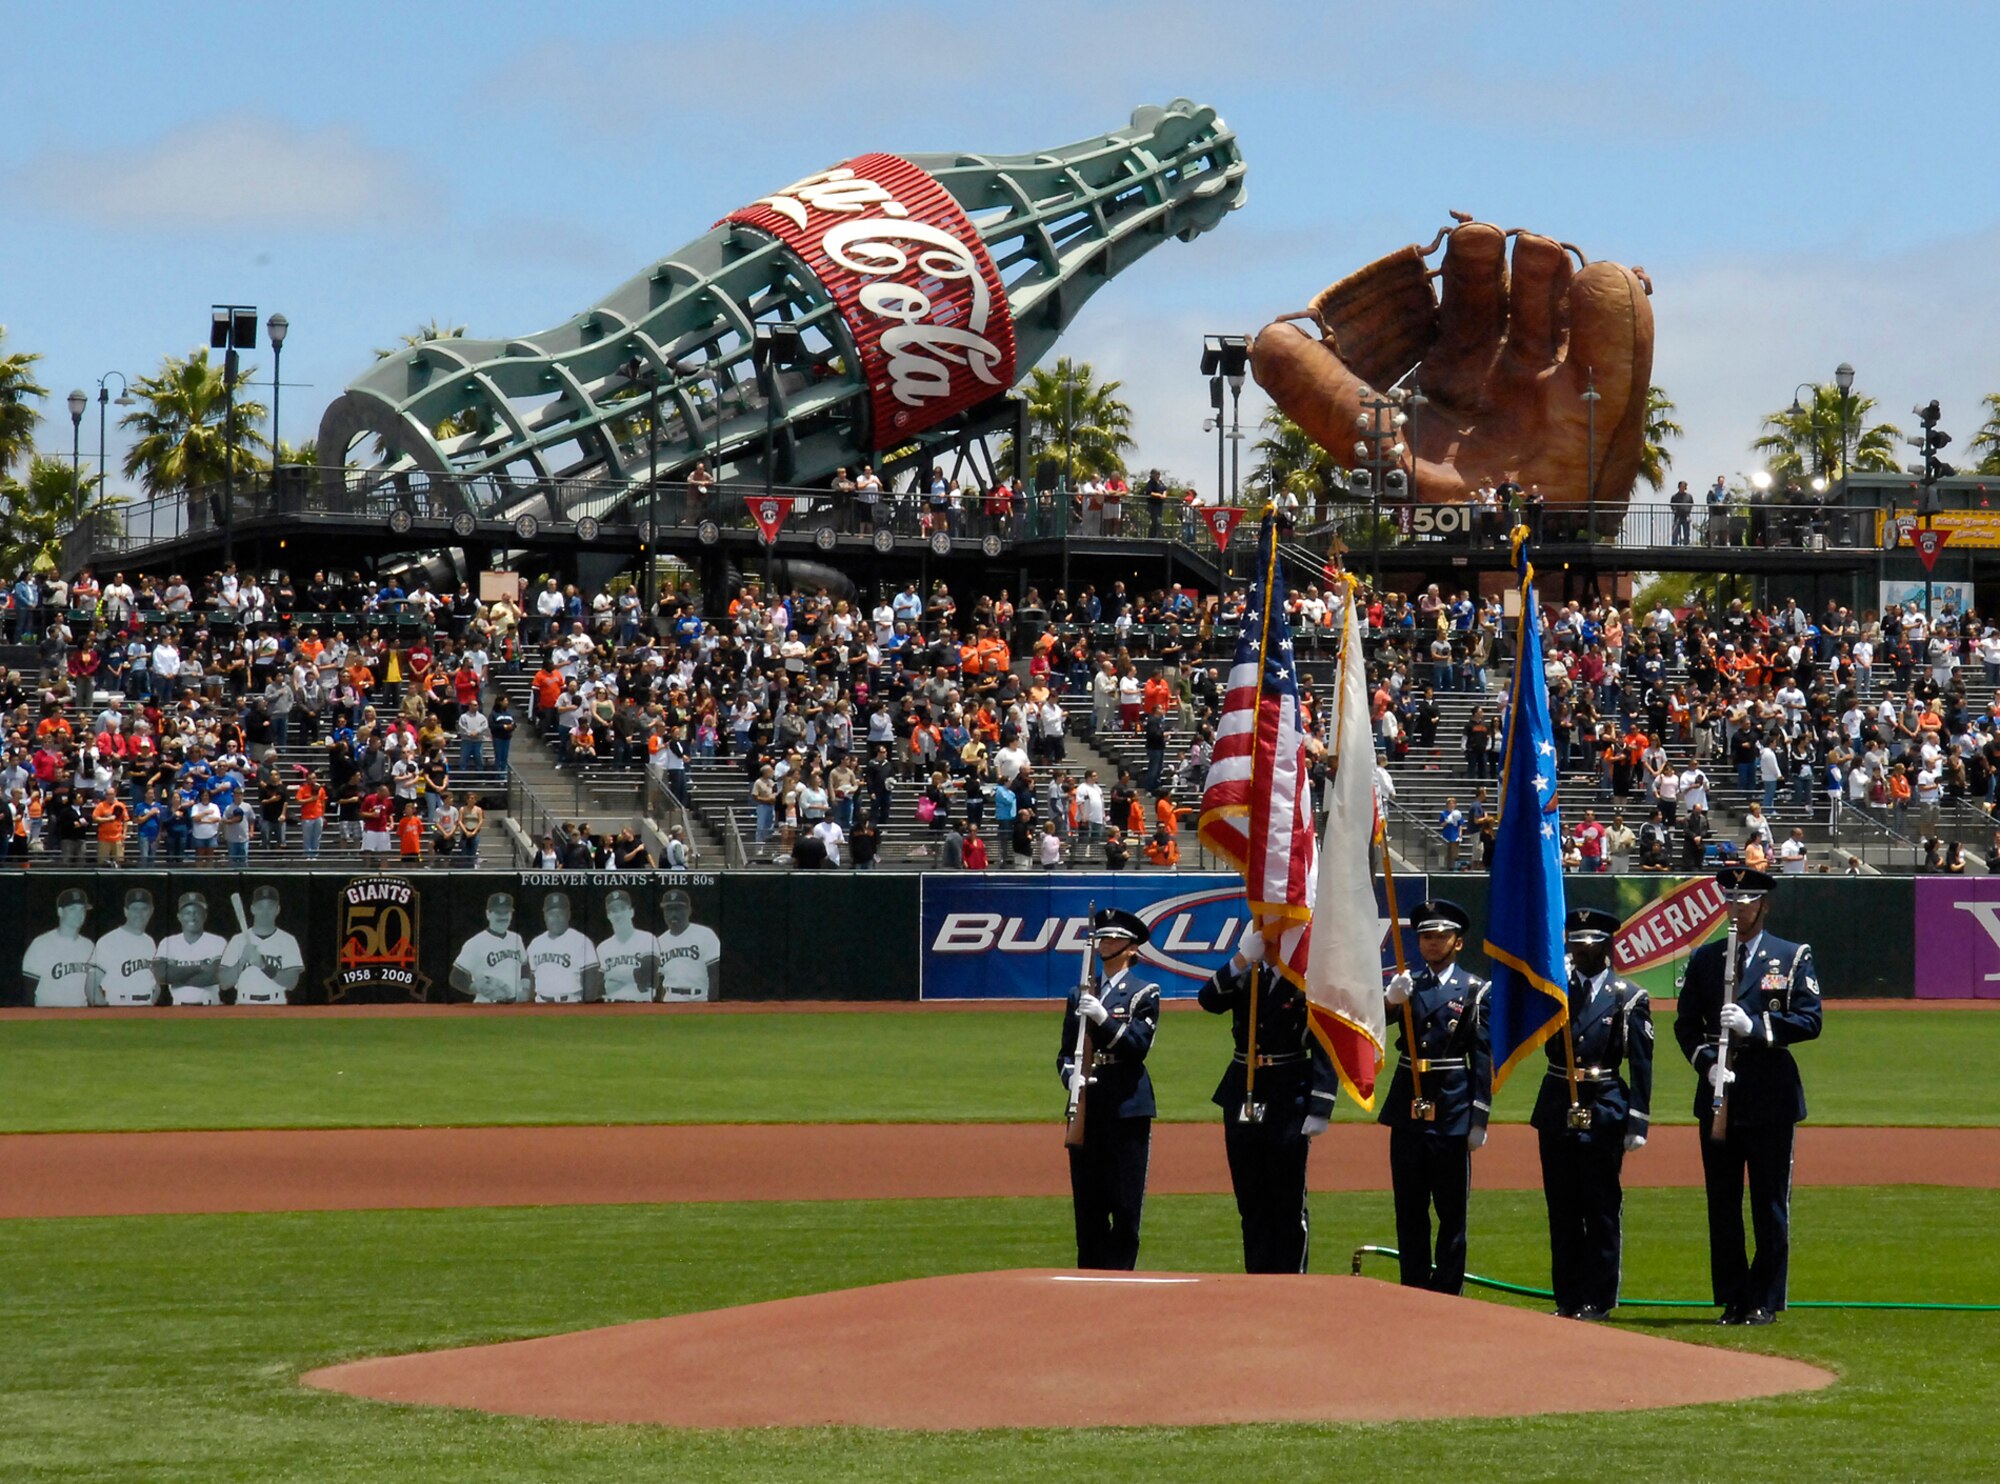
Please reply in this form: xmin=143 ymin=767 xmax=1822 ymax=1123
xmin=303 ymin=1271 xmax=1833 ymax=1430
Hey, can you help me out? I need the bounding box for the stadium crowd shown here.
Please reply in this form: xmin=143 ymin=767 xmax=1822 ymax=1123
xmin=8 ymin=549 xmax=2000 ymax=877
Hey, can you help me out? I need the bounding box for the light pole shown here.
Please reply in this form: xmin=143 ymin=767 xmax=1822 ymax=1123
xmin=620 ymin=355 xmax=664 ymax=613
xmin=1788 ymin=382 xmax=1824 ymax=480
xmin=1581 ymin=368 xmax=1601 ymax=540
xmin=210 ymin=304 xmax=259 ymax=567
xmin=751 ymin=322 xmax=801 ymax=581
xmin=1353 ymin=392 xmax=1402 ymax=585
xmin=1834 ymin=361 xmax=1856 ymax=484
xmin=66 ymin=390 xmax=87 ymax=521
xmin=96 ymin=372 xmax=133 ymax=523
xmin=1200 ymin=333 xmax=1250 ymax=555
xmin=266 ymin=313 xmax=289 ymax=459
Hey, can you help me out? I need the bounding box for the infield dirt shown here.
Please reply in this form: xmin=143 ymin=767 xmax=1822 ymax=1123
xmin=5 ymin=1122 xmax=1996 ymax=1218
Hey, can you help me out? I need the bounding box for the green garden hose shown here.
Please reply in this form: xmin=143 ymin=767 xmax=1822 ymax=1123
xmin=1349 ymin=1246 xmax=2000 ymax=1311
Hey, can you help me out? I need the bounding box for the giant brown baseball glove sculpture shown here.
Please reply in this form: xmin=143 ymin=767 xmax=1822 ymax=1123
xmin=1251 ymin=215 xmax=1654 ymax=507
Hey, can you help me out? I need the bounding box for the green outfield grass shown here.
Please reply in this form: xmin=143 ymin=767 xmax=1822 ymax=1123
xmin=1 ymin=1188 xmax=1996 ymax=1482
xmin=1 ymin=1005 xmax=1995 ymax=1133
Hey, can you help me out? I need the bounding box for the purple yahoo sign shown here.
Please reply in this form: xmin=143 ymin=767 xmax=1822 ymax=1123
xmin=1914 ymin=879 xmax=2000 ymax=999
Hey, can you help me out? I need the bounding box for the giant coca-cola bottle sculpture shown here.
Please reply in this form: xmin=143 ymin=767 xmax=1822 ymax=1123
xmin=317 ymin=100 xmax=1245 ymax=513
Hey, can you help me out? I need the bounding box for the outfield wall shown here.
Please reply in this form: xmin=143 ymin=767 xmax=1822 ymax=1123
xmin=0 ymin=869 xmax=1940 ymax=1009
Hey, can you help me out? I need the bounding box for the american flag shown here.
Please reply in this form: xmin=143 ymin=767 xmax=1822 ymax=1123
xmin=1199 ymin=515 xmax=1317 ymax=992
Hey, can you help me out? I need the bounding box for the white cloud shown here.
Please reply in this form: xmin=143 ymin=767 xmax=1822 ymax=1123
xmin=14 ymin=115 xmax=424 ymax=229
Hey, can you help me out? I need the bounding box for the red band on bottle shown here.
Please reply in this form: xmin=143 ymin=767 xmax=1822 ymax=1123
xmin=725 ymin=154 xmax=1017 ymax=450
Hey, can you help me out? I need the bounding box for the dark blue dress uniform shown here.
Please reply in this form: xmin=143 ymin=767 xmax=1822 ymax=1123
xmin=1198 ymin=958 xmax=1339 ymax=1273
xmin=1532 ymin=950 xmax=1654 ymax=1317
xmin=1378 ymin=908 xmax=1491 ymax=1295
xmin=1673 ymin=869 xmax=1822 ymax=1321
xmin=1058 ymin=950 xmax=1161 ymax=1271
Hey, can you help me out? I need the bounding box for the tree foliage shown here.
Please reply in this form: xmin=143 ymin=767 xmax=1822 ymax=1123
xmin=120 ymin=351 xmax=269 ymax=499
xmin=0 ymin=456 xmax=100 ymax=573
xmin=1970 ymin=392 xmax=2000 ymax=477
xmin=1752 ymin=385 xmax=1901 ymax=480
xmin=0 ymin=325 xmax=48 ymax=477
xmin=1004 ymin=358 xmax=1136 ymax=487
xmin=1637 ymin=385 xmax=1684 ymax=493
xmin=1247 ymin=409 xmax=1344 ymax=517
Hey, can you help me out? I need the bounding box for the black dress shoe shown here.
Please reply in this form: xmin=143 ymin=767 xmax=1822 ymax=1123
xmin=1573 ymin=1306 xmax=1609 ymax=1322
xmin=1716 ymin=1306 xmax=1745 ymax=1325
xmin=1554 ymin=1307 xmax=1577 ymax=1319
xmin=1741 ymin=1308 xmax=1777 ymax=1326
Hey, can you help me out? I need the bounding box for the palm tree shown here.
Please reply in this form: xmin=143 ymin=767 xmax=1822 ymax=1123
xmin=1005 ymin=358 xmax=1136 ymax=487
xmin=1970 ymin=392 xmax=2000 ymax=477
xmin=0 ymin=325 xmax=48 ymax=477
xmin=1637 ymin=385 xmax=1684 ymax=493
xmin=0 ymin=456 xmax=97 ymax=573
xmin=120 ymin=351 xmax=269 ymax=500
xmin=1752 ymin=385 xmax=1901 ymax=481
xmin=1248 ymin=409 xmax=1343 ymax=518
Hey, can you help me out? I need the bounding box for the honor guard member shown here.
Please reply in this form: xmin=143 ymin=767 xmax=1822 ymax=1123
xmin=1058 ymin=908 xmax=1161 ymax=1270
xmin=1674 ymin=865 xmax=1822 ymax=1326
xmin=1198 ymin=922 xmax=1338 ymax=1273
xmin=1379 ymin=899 xmax=1491 ymax=1294
xmin=1533 ymin=908 xmax=1654 ymax=1320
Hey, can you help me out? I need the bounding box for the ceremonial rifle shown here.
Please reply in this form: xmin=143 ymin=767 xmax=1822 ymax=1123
xmin=1064 ymin=902 xmax=1097 ymax=1149
xmin=1709 ymin=915 xmax=1739 ymax=1141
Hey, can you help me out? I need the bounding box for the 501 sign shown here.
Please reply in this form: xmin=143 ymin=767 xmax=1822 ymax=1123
xmin=1393 ymin=504 xmax=1482 ymax=538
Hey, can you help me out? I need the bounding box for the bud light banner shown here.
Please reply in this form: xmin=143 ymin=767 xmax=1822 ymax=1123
xmin=920 ymin=872 xmax=1418 ymax=1001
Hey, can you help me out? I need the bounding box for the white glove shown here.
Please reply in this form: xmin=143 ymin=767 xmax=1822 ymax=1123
xmin=1237 ymin=927 xmax=1266 ymax=966
xmin=1719 ymin=1003 xmax=1754 ymax=1038
xmin=1708 ymin=1062 xmax=1735 ymax=1092
xmin=1385 ymin=971 xmax=1414 ymax=1005
xmin=1302 ymin=1114 xmax=1330 ymax=1138
xmin=1468 ymin=1126 xmax=1488 ymax=1151
xmin=1077 ymin=992 xmax=1109 ymax=1026
xmin=1624 ymin=1133 xmax=1647 ymax=1153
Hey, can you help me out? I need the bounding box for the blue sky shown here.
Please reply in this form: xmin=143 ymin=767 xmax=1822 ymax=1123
xmin=7 ymin=0 xmax=2000 ymax=500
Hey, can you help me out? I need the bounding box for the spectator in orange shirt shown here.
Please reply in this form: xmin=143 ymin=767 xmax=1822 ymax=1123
xmin=1886 ymin=764 xmax=1912 ymax=834
xmin=296 ymin=772 xmax=328 ymax=860
xmin=531 ymin=663 xmax=564 ymax=725
xmin=1154 ymin=793 xmax=1181 ymax=836
xmin=93 ymin=793 xmax=130 ymax=866
xmin=975 ymin=630 xmax=1010 ymax=676
xmin=397 ymin=801 xmax=425 ymax=861
xmin=973 ymin=702 xmax=1001 ymax=744
xmin=1142 ymin=672 xmax=1172 ymax=717
xmin=1145 ymin=824 xmax=1180 ymax=867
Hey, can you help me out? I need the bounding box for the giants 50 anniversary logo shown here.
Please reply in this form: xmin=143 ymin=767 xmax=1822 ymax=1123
xmin=329 ymin=876 xmax=430 ymax=1001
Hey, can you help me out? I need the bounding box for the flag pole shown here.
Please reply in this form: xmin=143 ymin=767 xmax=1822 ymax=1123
xmin=1510 ymin=521 xmax=1574 ymax=1116
xmin=1240 ymin=509 xmax=1281 ymax=1123
xmin=1377 ymin=816 xmax=1422 ymax=1111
